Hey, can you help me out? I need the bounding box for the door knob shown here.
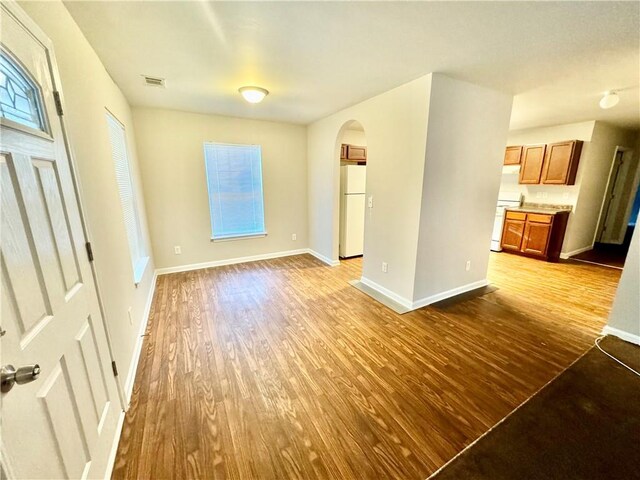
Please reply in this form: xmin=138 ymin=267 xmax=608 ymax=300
xmin=1 ymin=364 xmax=40 ymax=393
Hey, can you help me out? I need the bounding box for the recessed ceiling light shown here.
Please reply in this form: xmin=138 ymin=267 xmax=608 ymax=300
xmin=239 ymin=86 xmax=269 ymax=104
xmin=599 ymin=91 xmax=619 ymax=109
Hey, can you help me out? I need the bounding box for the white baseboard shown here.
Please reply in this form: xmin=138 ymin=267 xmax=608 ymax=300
xmin=411 ymin=279 xmax=489 ymax=310
xmin=560 ymin=245 xmax=593 ymax=259
xmin=359 ymin=276 xmax=413 ymax=310
xmin=105 ymin=272 xmax=157 ymax=477
xmin=307 ymin=249 xmax=340 ymax=267
xmin=155 ymin=248 xmax=310 ymax=275
xmin=602 ymin=325 xmax=640 ymax=345
xmin=103 ymin=409 xmax=126 ymax=480
xmin=359 ymin=277 xmax=491 ymax=313
xmin=123 ymin=271 xmax=157 ymax=406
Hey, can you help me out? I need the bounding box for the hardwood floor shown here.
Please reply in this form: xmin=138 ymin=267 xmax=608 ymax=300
xmin=113 ymin=252 xmax=621 ymax=479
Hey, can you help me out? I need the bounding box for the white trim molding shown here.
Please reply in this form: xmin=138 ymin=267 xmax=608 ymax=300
xmin=307 ymin=249 xmax=340 ymax=267
xmin=411 ymin=279 xmax=489 ymax=310
xmin=602 ymin=325 xmax=640 ymax=345
xmin=155 ymin=249 xmax=310 ymax=275
xmin=359 ymin=277 xmax=491 ymax=313
xmin=560 ymin=245 xmax=593 ymax=260
xmin=107 ymin=270 xmax=157 ymax=478
xmin=359 ymin=277 xmax=413 ymax=310
xmin=104 ymin=410 xmax=126 ymax=480
xmin=123 ymin=271 xmax=157 ymax=405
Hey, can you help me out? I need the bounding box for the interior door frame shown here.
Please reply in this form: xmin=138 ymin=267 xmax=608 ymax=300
xmin=594 ymin=145 xmax=637 ymax=245
xmin=2 ymin=0 xmax=126 ymax=409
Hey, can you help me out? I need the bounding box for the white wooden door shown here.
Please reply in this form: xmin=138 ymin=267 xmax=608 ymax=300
xmin=598 ymin=149 xmax=633 ymax=244
xmin=1 ymin=4 xmax=122 ymax=479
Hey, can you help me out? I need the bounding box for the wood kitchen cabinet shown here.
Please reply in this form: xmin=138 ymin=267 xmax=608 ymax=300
xmin=541 ymin=140 xmax=583 ymax=185
xmin=501 ymin=210 xmax=569 ymax=261
xmin=521 ymin=214 xmax=553 ymax=255
xmin=519 ymin=144 xmax=546 ymax=184
xmin=517 ymin=140 xmax=583 ymax=185
xmin=347 ymin=145 xmax=367 ymax=161
xmin=501 ymin=212 xmax=526 ymax=251
xmin=341 ymin=144 xmax=367 ymax=163
xmin=340 ymin=144 xmax=348 ymax=160
xmin=504 ymin=145 xmax=523 ymax=165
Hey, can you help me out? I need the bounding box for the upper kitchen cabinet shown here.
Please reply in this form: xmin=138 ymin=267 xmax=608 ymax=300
xmin=341 ymin=144 xmax=367 ymax=162
xmin=503 ymin=145 xmax=523 ymax=165
xmin=541 ymin=140 xmax=583 ymax=185
xmin=519 ymin=144 xmax=546 ymax=184
xmin=347 ymin=145 xmax=367 ymax=161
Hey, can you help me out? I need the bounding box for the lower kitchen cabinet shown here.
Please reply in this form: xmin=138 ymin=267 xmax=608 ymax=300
xmin=501 ymin=212 xmax=526 ymax=251
xmin=501 ymin=210 xmax=569 ymax=261
xmin=522 ymin=221 xmax=552 ymax=255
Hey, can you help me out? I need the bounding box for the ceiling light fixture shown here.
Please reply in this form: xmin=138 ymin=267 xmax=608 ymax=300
xmin=599 ymin=91 xmax=619 ymax=109
xmin=239 ymin=86 xmax=269 ymax=104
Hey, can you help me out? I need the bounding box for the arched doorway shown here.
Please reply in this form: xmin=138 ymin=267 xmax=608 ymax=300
xmin=335 ymin=120 xmax=367 ymax=275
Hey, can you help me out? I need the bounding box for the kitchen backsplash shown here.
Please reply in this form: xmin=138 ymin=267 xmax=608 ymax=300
xmin=500 ymin=167 xmax=580 ymax=208
xmin=521 ymin=202 xmax=573 ymax=212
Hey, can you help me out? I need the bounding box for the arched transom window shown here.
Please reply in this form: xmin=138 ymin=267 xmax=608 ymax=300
xmin=0 ymin=50 xmax=47 ymax=132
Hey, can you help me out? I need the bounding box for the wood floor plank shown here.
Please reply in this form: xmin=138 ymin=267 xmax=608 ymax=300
xmin=113 ymin=252 xmax=621 ymax=479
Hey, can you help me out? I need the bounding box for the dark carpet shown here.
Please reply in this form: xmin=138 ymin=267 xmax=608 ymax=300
xmin=571 ymin=227 xmax=635 ymax=269
xmin=430 ymin=336 xmax=640 ymax=480
xmin=572 ymin=246 xmax=627 ymax=269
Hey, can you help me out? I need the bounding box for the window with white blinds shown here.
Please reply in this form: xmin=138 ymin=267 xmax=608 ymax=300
xmin=105 ymin=112 xmax=148 ymax=283
xmin=204 ymin=143 xmax=266 ymax=240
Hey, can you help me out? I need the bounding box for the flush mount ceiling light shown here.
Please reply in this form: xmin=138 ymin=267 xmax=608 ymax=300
xmin=239 ymin=86 xmax=269 ymax=104
xmin=599 ymin=91 xmax=619 ymax=109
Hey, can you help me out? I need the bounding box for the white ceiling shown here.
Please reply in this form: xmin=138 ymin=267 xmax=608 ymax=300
xmin=64 ymin=1 xmax=640 ymax=130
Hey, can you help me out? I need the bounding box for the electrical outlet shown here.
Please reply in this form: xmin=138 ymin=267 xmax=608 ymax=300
xmin=465 ymin=260 xmax=471 ymax=271
xmin=368 ymin=196 xmax=373 ymax=208
xmin=542 ymin=192 xmax=548 ymax=199
xmin=174 ymin=246 xmax=182 ymax=255
xmin=382 ymin=262 xmax=388 ymax=273
xmin=536 ymin=192 xmax=543 ymax=199
xmin=292 ymin=233 xmax=297 ymax=241
xmin=128 ymin=307 xmax=133 ymax=326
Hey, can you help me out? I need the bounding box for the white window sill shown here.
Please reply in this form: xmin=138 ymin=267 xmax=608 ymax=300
xmin=211 ymin=232 xmax=267 ymax=243
xmin=133 ymin=256 xmax=150 ymax=286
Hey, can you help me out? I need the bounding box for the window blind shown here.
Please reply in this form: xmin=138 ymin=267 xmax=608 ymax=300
xmin=106 ymin=112 xmax=147 ymax=282
xmin=204 ymin=143 xmax=266 ymax=240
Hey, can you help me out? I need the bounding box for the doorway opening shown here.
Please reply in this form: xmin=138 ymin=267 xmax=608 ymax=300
xmin=575 ymin=146 xmax=639 ymax=269
xmin=337 ymin=120 xmax=367 ymax=276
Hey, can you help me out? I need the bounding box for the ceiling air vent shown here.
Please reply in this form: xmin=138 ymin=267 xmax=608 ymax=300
xmin=142 ymin=75 xmax=166 ymax=88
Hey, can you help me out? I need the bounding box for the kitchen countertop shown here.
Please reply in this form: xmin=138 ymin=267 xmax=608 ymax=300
xmin=506 ymin=203 xmax=572 ymax=215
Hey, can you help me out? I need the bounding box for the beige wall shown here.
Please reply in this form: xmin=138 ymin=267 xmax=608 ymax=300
xmin=21 ymin=1 xmax=156 ymax=399
xmin=307 ymin=73 xmax=511 ymax=306
xmin=501 ymin=121 xmax=638 ymax=255
xmin=341 ymin=129 xmax=367 ymax=146
xmin=132 ymin=108 xmax=308 ymax=270
xmin=571 ymin=122 xmax=638 ymax=252
xmin=613 ymin=135 xmax=640 ymax=238
xmin=501 ymin=121 xmax=595 ymax=223
xmin=606 ymin=226 xmax=640 ymax=342
xmin=413 ymin=74 xmax=512 ymax=302
xmin=307 ymin=75 xmax=432 ymax=300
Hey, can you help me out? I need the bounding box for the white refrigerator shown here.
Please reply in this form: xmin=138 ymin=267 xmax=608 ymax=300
xmin=340 ymin=165 xmax=366 ymax=258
